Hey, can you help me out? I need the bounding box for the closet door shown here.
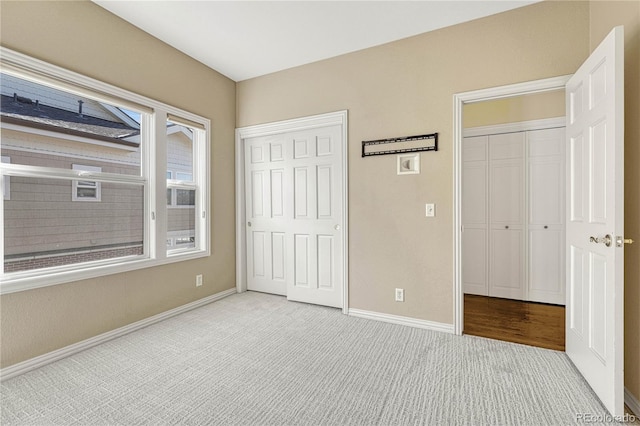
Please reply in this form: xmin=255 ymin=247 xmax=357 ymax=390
xmin=527 ymin=128 xmax=565 ymax=305
xmin=489 ymin=132 xmax=525 ymax=300
xmin=462 ymin=136 xmax=488 ymax=296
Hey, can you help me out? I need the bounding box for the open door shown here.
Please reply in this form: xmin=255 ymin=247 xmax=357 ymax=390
xmin=565 ymin=26 xmax=625 ymax=417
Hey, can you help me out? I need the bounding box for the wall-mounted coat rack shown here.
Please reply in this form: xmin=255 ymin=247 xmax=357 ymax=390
xmin=362 ymin=132 xmax=438 ymax=157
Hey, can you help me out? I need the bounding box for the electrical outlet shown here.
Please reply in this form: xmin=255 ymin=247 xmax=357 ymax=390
xmin=196 ymin=274 xmax=203 ymax=287
xmin=395 ymin=288 xmax=404 ymax=302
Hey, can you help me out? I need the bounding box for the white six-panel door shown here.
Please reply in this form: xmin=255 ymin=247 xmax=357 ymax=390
xmin=565 ymin=26 xmax=624 ymax=417
xmin=245 ymin=124 xmax=344 ymax=308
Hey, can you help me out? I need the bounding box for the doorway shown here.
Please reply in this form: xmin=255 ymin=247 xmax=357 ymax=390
xmin=460 ymin=91 xmax=566 ymax=350
xmin=453 ymin=75 xmax=571 ymax=336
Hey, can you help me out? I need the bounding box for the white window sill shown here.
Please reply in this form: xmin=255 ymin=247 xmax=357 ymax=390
xmin=0 ymin=249 xmax=210 ymax=295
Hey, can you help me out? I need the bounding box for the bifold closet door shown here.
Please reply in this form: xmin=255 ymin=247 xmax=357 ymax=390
xmin=462 ymin=136 xmax=488 ymax=296
xmin=244 ymin=125 xmax=344 ymax=308
xmin=488 ymin=132 xmax=525 ymax=300
xmin=527 ymin=127 xmax=565 ymax=305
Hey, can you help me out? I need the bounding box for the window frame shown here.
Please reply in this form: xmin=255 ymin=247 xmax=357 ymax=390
xmin=1 ymin=156 xmax=9 ymax=200
xmin=0 ymin=47 xmax=211 ymax=294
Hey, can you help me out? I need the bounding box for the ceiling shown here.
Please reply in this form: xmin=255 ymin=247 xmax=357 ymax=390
xmin=93 ymin=1 xmax=539 ymax=82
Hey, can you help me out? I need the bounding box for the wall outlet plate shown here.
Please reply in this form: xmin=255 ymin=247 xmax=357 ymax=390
xmin=395 ymin=288 xmax=404 ymax=302
xmin=397 ymin=153 xmax=420 ymax=175
xmin=425 ymin=203 xmax=435 ymax=217
xmin=196 ymin=274 xmax=203 ymax=287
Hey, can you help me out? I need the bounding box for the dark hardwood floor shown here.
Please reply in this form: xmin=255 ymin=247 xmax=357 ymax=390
xmin=464 ymin=294 xmax=565 ymax=351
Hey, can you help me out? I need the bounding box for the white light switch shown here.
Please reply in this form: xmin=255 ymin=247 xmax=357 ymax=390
xmin=425 ymin=203 xmax=435 ymax=217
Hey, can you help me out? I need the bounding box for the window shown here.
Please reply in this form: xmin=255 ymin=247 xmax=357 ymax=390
xmin=0 ymin=47 xmax=210 ymax=293
xmin=72 ymin=164 xmax=102 ymax=201
xmin=1 ymin=156 xmax=9 ymax=200
xmin=166 ymin=118 xmax=200 ymax=254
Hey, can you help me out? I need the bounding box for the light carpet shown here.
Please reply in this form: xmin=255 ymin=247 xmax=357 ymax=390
xmin=1 ymin=291 xmax=615 ymax=425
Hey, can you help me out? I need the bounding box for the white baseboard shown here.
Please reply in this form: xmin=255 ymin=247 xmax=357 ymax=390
xmin=348 ymin=308 xmax=454 ymax=334
xmin=0 ymin=288 xmax=237 ymax=382
xmin=626 ymin=387 xmax=640 ymax=416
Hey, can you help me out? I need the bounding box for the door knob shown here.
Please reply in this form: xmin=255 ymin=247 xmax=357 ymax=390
xmin=615 ymin=236 xmax=634 ymax=247
xmin=590 ymin=234 xmax=612 ymax=247
xmin=248 ymin=222 xmax=252 ymax=227
xmin=334 ymin=224 xmax=341 ymax=231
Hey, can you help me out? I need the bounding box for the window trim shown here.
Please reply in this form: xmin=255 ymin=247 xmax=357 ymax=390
xmin=0 ymin=47 xmax=211 ymax=295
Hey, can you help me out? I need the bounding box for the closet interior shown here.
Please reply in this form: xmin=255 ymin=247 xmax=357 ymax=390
xmin=462 ymin=124 xmax=566 ymax=306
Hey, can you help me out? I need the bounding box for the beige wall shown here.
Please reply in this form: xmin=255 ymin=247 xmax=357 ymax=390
xmin=463 ymin=90 xmax=565 ymax=128
xmin=0 ymin=0 xmax=237 ymax=368
xmin=237 ymin=1 xmax=589 ymax=323
xmin=589 ymin=0 xmax=640 ymax=407
xmin=238 ymin=0 xmax=640 ymax=404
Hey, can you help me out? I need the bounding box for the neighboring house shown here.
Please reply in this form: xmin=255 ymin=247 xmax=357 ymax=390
xmin=1 ymin=73 xmax=195 ymax=272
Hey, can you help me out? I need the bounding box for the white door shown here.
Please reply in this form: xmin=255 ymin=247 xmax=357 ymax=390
xmin=245 ymin=133 xmax=288 ymax=296
xmin=245 ymin=125 xmax=344 ymax=308
xmin=565 ymin=26 xmax=624 ymax=417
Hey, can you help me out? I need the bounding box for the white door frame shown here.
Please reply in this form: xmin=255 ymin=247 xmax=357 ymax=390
xmin=235 ymin=110 xmax=349 ymax=313
xmin=453 ymin=76 xmax=571 ymax=335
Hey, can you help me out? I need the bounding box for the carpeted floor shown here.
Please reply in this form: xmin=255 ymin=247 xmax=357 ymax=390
xmin=1 ymin=291 xmax=618 ymax=425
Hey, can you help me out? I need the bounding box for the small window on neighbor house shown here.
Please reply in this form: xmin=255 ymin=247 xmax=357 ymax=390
xmin=72 ymin=164 xmax=102 ymax=201
xmin=1 ymin=156 xmax=9 ymax=200
xmin=176 ymin=173 xmax=195 ymax=206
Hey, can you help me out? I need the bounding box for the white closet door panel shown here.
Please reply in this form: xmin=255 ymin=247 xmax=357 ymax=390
xmin=463 ymin=136 xmax=488 ymax=161
xmin=245 ymin=135 xmax=288 ymax=296
xmin=489 ymin=132 xmax=525 ymax=160
xmin=529 ymin=228 xmax=565 ymax=305
xmin=317 ymin=165 xmax=333 ymax=219
xmin=271 ymin=232 xmax=286 ymax=281
xmin=529 ymin=159 xmax=564 ymax=225
xmin=490 ymin=159 xmax=524 ymax=225
xmin=251 ymin=231 xmax=267 ymax=279
xmin=462 ymin=162 xmax=487 ymax=225
xmin=270 ymin=169 xmax=285 ymax=218
xmin=489 ymin=228 xmax=525 ymax=300
xmin=529 ymin=128 xmax=565 ymax=157
xmin=294 ymin=166 xmax=312 ymax=219
xmin=462 ymin=227 xmax=488 ymax=295
xmin=294 ymin=233 xmax=311 ymax=288
xmin=286 ymin=126 xmax=343 ymax=308
xmin=250 ymin=170 xmax=267 ymax=218
xmin=317 ymin=234 xmax=334 ymax=289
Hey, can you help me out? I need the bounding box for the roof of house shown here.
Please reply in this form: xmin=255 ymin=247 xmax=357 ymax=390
xmin=0 ymin=94 xmax=140 ymax=146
